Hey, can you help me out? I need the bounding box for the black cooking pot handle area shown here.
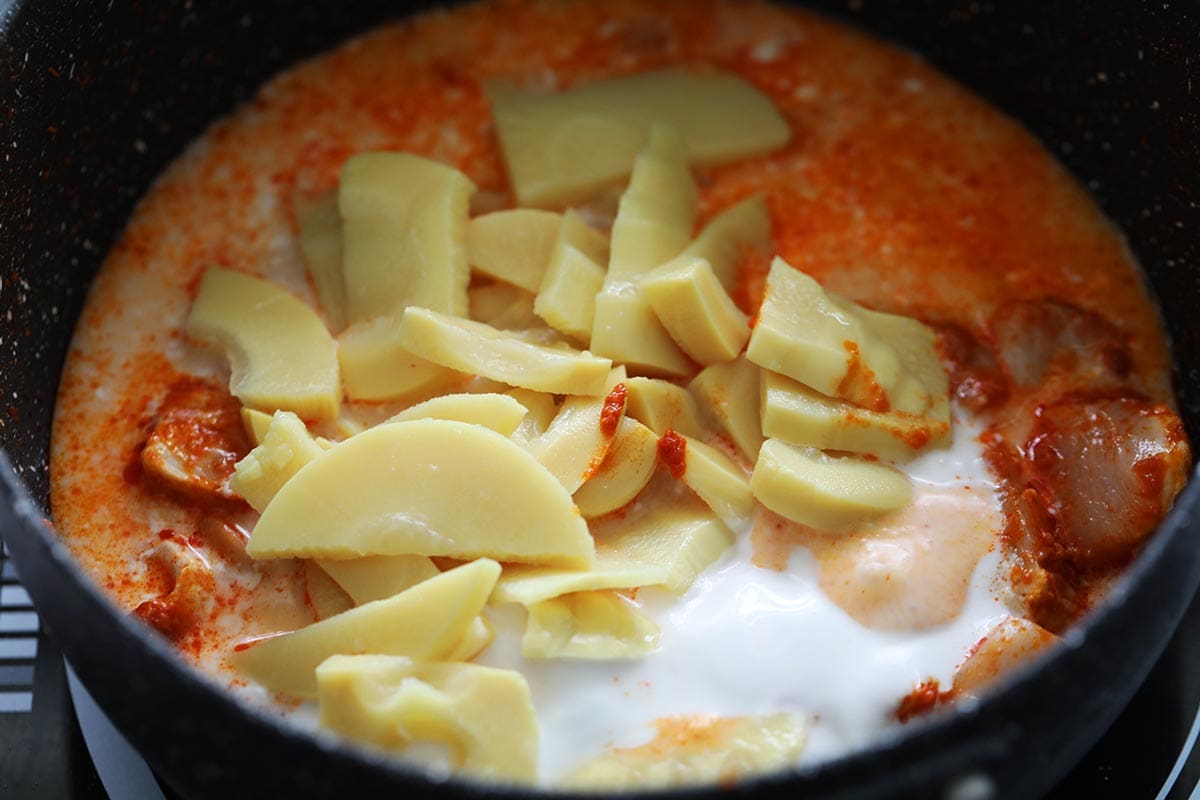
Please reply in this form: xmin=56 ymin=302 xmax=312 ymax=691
xmin=1 ymin=2 xmax=1199 ymax=799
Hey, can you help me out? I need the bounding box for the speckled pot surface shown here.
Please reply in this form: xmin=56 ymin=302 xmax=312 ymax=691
xmin=1 ymin=2 xmax=1199 ymax=798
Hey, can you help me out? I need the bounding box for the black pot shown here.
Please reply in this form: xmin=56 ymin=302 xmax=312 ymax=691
xmin=1 ymin=2 xmax=1198 ymax=798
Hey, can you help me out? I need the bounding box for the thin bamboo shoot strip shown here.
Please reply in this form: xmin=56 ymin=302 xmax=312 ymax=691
xmin=398 ymin=307 xmax=612 ymax=395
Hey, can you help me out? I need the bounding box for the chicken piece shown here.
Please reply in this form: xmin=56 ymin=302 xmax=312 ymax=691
xmin=1025 ymin=394 xmax=1190 ymax=569
xmin=139 ymin=380 xmax=251 ymax=502
xmin=196 ymin=517 xmax=253 ymax=567
xmin=132 ymin=533 xmax=217 ymax=642
xmin=934 ymin=322 xmax=1008 ymax=413
xmin=969 ymin=299 xmax=1189 ymax=631
xmin=984 ymin=392 xmax=1190 ymax=631
xmin=988 ymin=299 xmax=1130 ymax=391
xmin=951 ymin=618 xmax=1059 ymax=699
xmin=995 ymin=474 xmax=1088 ymax=632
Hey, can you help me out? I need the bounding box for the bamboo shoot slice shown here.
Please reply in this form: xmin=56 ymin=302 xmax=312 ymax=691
xmin=315 ymin=555 xmax=440 ymax=605
xmin=387 ymin=392 xmax=529 ymax=437
xmin=507 ymin=388 xmax=558 ymax=438
xmin=562 ymin=714 xmax=806 ymax=790
xmin=534 ymin=211 xmax=608 ymax=344
xmin=186 ymin=267 xmax=340 ymax=421
xmin=761 ymin=369 xmax=951 ymax=462
xmin=339 ymin=152 xmax=474 ymax=323
xmin=682 ymin=194 xmax=772 ymax=290
xmin=304 ymin=561 xmax=355 ymax=621
xmin=525 ymin=367 xmax=626 ymax=493
xmin=232 ymin=558 xmax=501 ymax=697
xmin=338 ymin=316 xmax=463 ymax=402
xmin=318 ymin=558 xmax=491 ymax=661
xmin=229 ymin=410 xmax=326 ymax=512
xmin=295 ymin=191 xmax=348 ymax=332
xmin=398 ymin=307 xmax=612 ymax=395
xmin=573 ymin=418 xmax=659 ymax=518
xmin=487 ymin=67 xmax=790 ymax=208
xmin=590 ymin=478 xmax=733 ymax=595
xmin=469 ymin=282 xmax=542 ymax=331
xmin=590 ymin=125 xmax=696 ymax=376
xmin=688 ymin=357 xmax=762 ymax=464
xmin=468 ymin=209 xmax=562 ymax=292
xmin=679 ymin=437 xmax=755 ymax=529
xmin=241 ymin=407 xmax=274 ymax=445
xmin=607 ymin=124 xmax=698 ymax=280
xmin=590 ymin=289 xmax=694 ymax=378
xmin=750 ymin=439 xmax=912 ymax=531
xmin=641 ymin=256 xmax=750 ymax=365
xmin=747 ymin=257 xmax=946 ymax=415
xmin=522 ymin=591 xmax=661 ymax=660
xmin=624 ymin=377 xmax=708 ymax=439
xmin=247 ymin=420 xmax=594 ymax=567
xmin=445 ymin=616 xmax=495 ymax=662
xmin=493 ymin=548 xmax=670 ymax=606
xmin=316 ymin=656 xmax=538 ymax=782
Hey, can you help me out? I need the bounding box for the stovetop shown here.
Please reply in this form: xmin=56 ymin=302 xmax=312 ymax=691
xmin=3 ymin=535 xmax=1200 ymax=800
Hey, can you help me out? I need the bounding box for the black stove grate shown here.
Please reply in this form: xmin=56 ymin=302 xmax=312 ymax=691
xmin=0 ymin=535 xmax=105 ymax=798
xmin=0 ymin=539 xmax=37 ymax=713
